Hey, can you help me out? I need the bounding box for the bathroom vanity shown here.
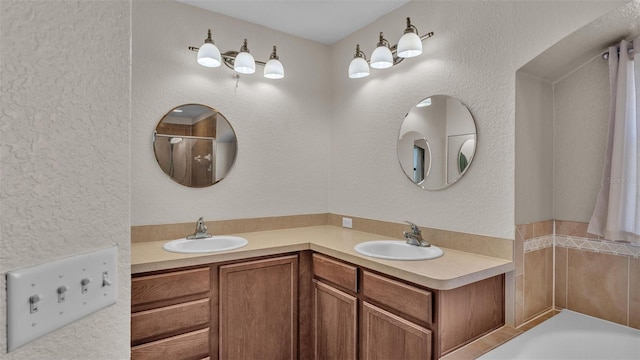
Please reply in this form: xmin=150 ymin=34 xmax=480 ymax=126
xmin=130 ymin=226 xmax=513 ymax=360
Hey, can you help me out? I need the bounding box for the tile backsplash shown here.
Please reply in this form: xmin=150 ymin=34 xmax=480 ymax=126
xmin=516 ymin=220 xmax=639 ymax=329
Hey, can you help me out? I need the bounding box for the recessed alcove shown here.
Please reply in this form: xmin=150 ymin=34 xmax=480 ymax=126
xmin=514 ymin=1 xmax=640 ymax=328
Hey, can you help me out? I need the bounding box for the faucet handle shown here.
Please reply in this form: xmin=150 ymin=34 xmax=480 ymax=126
xmin=405 ymin=221 xmax=421 ymax=234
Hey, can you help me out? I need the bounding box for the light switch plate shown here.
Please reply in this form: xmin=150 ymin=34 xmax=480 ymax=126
xmin=6 ymin=245 xmax=118 ymax=352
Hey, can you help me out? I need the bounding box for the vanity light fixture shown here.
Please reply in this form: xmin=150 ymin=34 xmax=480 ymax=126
xmin=348 ymin=17 xmax=434 ymax=79
xmin=188 ymin=29 xmax=285 ymax=79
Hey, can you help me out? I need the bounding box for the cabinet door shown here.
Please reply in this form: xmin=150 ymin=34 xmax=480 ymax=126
xmin=219 ymin=255 xmax=298 ymax=360
xmin=361 ymin=302 xmax=431 ymax=360
xmin=313 ymin=280 xmax=357 ymax=360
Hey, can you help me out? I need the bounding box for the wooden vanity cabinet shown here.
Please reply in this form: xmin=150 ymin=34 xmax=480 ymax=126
xmin=310 ymin=254 xmax=433 ymax=359
xmin=130 ymin=251 xmax=503 ymax=360
xmin=310 ymin=253 xmax=504 ymax=360
xmin=131 ymin=267 xmax=212 ymax=360
xmin=217 ymin=254 xmax=299 ymax=360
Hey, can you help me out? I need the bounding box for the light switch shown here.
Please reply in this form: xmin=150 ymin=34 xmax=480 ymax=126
xmin=80 ymin=277 xmax=91 ymax=293
xmin=57 ymin=286 xmax=68 ymax=303
xmin=6 ymin=245 xmax=118 ymax=352
xmin=29 ymin=294 xmax=41 ymax=314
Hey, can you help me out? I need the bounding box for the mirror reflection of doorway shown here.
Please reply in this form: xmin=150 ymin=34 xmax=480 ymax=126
xmin=411 ymin=138 xmax=430 ymax=185
xmin=414 ymin=145 xmax=425 ymax=183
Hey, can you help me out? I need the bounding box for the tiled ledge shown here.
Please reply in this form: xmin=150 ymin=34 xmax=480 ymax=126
xmin=132 ymin=213 xmax=513 ymax=260
xmin=556 ymin=235 xmax=640 ymax=258
xmin=523 ymin=235 xmax=553 ymax=253
xmin=517 ymin=219 xmax=639 ymax=258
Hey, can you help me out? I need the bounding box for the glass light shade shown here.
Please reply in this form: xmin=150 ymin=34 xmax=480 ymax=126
xmin=234 ymin=51 xmax=255 ymax=74
xmin=197 ymin=42 xmax=221 ymax=67
xmin=264 ymin=58 xmax=284 ymax=79
xmin=370 ymin=46 xmax=393 ymax=69
xmin=416 ymin=98 xmax=432 ymax=107
xmin=397 ymin=32 xmax=422 ymax=58
xmin=348 ymin=57 xmax=370 ymax=78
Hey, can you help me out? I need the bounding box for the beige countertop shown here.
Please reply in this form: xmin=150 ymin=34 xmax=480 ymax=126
xmin=132 ymin=225 xmax=514 ymax=290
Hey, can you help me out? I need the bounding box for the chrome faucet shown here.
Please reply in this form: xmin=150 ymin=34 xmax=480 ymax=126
xmin=403 ymin=221 xmax=430 ymax=247
xmin=187 ymin=217 xmax=213 ymax=239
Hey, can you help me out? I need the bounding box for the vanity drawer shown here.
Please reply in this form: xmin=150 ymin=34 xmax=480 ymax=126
xmin=312 ymin=253 xmax=358 ymax=293
xmin=361 ymin=270 xmax=432 ymax=324
xmin=132 ymin=267 xmax=210 ymax=312
xmin=131 ymin=298 xmax=210 ymax=345
xmin=131 ymin=327 xmax=210 ymax=360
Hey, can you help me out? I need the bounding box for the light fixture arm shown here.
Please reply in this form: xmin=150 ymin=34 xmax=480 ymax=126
xmin=404 ymin=17 xmax=419 ymax=35
xmin=204 ymin=29 xmax=214 ymax=44
xmin=377 ymin=32 xmax=390 ymax=48
xmin=269 ymin=46 xmax=279 ymax=60
xmin=240 ymin=39 xmax=250 ymax=53
xmin=354 ymin=44 xmax=368 ymax=60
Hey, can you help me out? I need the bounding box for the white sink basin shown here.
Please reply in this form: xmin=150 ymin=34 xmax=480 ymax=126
xmin=354 ymin=240 xmax=444 ymax=261
xmin=163 ymin=236 xmax=248 ymax=254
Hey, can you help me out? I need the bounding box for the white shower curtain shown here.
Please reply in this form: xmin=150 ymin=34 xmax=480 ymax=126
xmin=587 ymin=37 xmax=640 ymax=244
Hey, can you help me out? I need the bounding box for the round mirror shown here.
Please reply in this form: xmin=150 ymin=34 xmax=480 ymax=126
xmin=397 ymin=95 xmax=476 ymax=190
xmin=153 ymin=104 xmax=238 ymax=188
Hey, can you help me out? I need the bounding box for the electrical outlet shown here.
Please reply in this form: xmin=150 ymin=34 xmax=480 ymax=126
xmin=6 ymin=245 xmax=118 ymax=352
xmin=342 ymin=217 xmax=353 ymax=228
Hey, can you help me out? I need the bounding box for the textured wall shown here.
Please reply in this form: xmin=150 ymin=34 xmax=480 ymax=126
xmin=553 ymin=56 xmax=610 ymax=222
xmin=0 ymin=1 xmax=130 ymax=359
xmin=131 ymin=1 xmax=331 ymax=226
xmin=515 ymin=72 xmax=554 ymax=224
xmin=132 ymin=1 xmax=621 ymax=236
xmin=328 ymin=1 xmax=623 ymax=239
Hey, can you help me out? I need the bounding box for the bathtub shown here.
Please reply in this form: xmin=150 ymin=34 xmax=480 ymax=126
xmin=477 ymin=310 xmax=640 ymax=360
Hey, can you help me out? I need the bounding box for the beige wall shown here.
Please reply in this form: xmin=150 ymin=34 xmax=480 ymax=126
xmin=515 ymin=72 xmax=554 ymax=224
xmin=131 ymin=1 xmax=622 ymax=238
xmin=0 ymin=1 xmax=131 ymax=359
xmin=519 ymin=1 xmax=640 ymax=223
xmin=132 ymin=1 xmax=332 ymax=226
xmin=553 ymin=56 xmax=610 ymax=222
xmin=329 ymin=1 xmax=622 ymax=240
